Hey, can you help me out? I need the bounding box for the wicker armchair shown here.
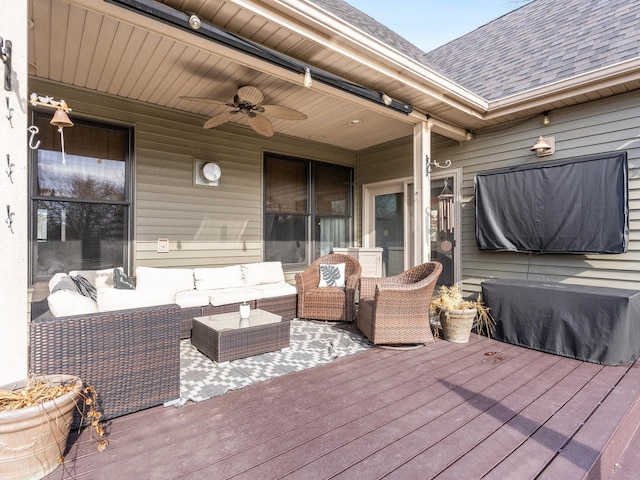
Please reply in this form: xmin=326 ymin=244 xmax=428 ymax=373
xmin=357 ymin=262 xmax=443 ymax=345
xmin=295 ymin=253 xmax=362 ymax=322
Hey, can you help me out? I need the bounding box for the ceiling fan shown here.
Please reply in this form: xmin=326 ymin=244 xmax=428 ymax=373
xmin=180 ymin=86 xmax=307 ymax=137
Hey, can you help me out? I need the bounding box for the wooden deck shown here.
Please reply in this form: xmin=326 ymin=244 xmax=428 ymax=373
xmin=50 ymin=334 xmax=640 ymax=479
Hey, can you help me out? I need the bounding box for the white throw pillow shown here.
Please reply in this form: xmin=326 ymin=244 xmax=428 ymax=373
xmin=318 ymin=263 xmax=345 ymax=287
xmin=135 ymin=267 xmax=194 ymax=292
xmin=97 ymin=286 xmax=177 ymax=312
xmin=48 ymin=289 xmax=99 ymax=317
xmin=194 ymin=265 xmax=244 ymax=290
xmin=242 ymin=262 xmax=285 ymax=286
xmin=68 ymin=267 xmax=115 ymax=289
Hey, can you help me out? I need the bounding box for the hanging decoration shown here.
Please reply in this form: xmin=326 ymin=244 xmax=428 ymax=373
xmin=29 ymin=93 xmax=74 ymax=164
xmin=438 ymin=179 xmax=454 ymax=233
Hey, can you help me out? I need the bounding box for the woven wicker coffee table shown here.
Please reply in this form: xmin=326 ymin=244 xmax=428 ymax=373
xmin=191 ymin=309 xmax=291 ymax=363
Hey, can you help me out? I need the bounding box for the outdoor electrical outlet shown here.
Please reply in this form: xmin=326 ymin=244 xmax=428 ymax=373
xmin=157 ymin=238 xmax=169 ymax=253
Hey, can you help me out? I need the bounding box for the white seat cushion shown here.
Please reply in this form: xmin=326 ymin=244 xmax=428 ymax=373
xmin=48 ymin=273 xmax=78 ymax=294
xmin=206 ymin=287 xmax=262 ymax=307
xmin=176 ymin=290 xmax=210 ymax=308
xmin=68 ymin=267 xmax=116 ymax=289
xmin=251 ymin=282 xmax=297 ymax=299
xmin=97 ymin=286 xmax=177 ymax=312
xmin=194 ymin=265 xmax=244 ymax=290
xmin=135 ymin=267 xmax=194 ymax=293
xmin=48 ymin=289 xmax=99 ymax=317
xmin=242 ymin=262 xmax=285 ymax=286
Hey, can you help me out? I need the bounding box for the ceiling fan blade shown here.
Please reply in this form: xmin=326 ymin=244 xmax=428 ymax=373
xmin=180 ymin=96 xmax=229 ymax=106
xmin=261 ymin=104 xmax=307 ymax=120
xmin=248 ymin=113 xmax=274 ymax=137
xmin=203 ymin=111 xmax=235 ymax=129
xmin=237 ymin=86 xmax=264 ymax=105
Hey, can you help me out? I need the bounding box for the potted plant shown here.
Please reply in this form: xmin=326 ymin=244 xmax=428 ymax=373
xmin=0 ymin=375 xmax=107 ymax=479
xmin=430 ymin=285 xmax=495 ymax=343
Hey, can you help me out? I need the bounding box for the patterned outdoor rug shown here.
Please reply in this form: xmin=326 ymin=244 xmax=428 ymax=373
xmin=179 ymin=319 xmax=372 ymax=403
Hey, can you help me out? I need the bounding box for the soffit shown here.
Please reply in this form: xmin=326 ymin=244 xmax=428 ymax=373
xmin=28 ymin=0 xmax=419 ymax=151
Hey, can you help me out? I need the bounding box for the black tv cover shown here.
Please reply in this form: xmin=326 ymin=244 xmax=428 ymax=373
xmin=475 ymin=151 xmax=628 ymax=254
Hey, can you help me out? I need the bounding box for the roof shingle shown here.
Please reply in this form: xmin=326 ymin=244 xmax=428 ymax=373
xmin=313 ymin=0 xmax=640 ymax=100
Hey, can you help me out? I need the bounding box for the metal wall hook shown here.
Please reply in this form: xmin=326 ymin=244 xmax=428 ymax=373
xmin=28 ymin=125 xmax=40 ymax=149
xmin=5 ymin=154 xmax=13 ymax=182
xmin=0 ymin=37 xmax=11 ymax=91
xmin=426 ymin=154 xmax=451 ymax=174
xmin=5 ymin=204 xmax=14 ymax=231
xmin=5 ymin=97 xmax=13 ymax=125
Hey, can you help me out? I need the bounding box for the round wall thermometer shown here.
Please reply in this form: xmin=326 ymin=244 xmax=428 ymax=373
xmin=201 ymin=162 xmax=221 ymax=184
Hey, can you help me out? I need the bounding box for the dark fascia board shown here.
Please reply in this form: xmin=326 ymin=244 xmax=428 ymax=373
xmin=104 ymin=0 xmax=413 ymax=115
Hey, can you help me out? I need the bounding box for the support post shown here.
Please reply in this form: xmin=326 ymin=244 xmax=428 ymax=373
xmin=413 ymin=121 xmax=431 ymax=265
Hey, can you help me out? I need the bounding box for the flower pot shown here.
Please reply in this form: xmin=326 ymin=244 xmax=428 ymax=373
xmin=0 ymin=374 xmax=83 ymax=480
xmin=439 ymin=307 xmax=477 ymax=343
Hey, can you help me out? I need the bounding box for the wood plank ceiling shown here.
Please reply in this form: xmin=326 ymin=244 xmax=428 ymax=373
xmin=28 ymin=0 xmax=421 ymax=151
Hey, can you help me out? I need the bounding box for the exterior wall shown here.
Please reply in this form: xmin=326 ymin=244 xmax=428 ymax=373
xmin=30 ymin=79 xmax=356 ymax=274
xmin=1 ymin=0 xmax=29 ymax=385
xmin=436 ymin=90 xmax=640 ymax=294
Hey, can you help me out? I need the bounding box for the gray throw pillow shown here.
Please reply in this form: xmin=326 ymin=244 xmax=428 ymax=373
xmin=70 ymin=275 xmax=97 ymax=302
xmin=114 ymin=268 xmax=136 ymax=290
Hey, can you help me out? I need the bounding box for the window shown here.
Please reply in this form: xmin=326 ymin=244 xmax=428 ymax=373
xmin=264 ymin=154 xmax=353 ymax=266
xmin=30 ymin=113 xmax=132 ymax=282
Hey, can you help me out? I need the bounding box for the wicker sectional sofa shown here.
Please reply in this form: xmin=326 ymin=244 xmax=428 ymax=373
xmin=29 ymin=262 xmax=297 ymax=422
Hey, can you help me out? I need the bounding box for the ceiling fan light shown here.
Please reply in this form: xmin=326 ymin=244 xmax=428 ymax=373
xmin=237 ymin=86 xmax=263 ymax=105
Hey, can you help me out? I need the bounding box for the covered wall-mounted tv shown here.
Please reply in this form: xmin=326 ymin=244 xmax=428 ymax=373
xmin=475 ymin=151 xmax=628 ymax=254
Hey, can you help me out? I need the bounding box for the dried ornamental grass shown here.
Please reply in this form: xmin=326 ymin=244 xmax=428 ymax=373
xmin=430 ymin=285 xmax=496 ymax=338
xmin=0 ymin=377 xmax=108 ymax=452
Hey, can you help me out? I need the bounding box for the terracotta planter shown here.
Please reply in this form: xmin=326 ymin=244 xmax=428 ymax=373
xmin=439 ymin=307 xmax=477 ymax=343
xmin=0 ymin=374 xmax=82 ymax=480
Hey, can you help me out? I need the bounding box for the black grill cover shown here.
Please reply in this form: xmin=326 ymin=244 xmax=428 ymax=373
xmin=483 ymin=279 xmax=640 ymax=366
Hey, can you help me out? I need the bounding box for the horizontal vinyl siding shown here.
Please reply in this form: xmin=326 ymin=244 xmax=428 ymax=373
xmin=356 ymin=138 xmax=414 ymax=242
xmin=31 ymin=79 xmax=356 ymax=271
xmin=358 ymin=138 xmax=414 ymax=185
xmin=434 ymin=90 xmax=640 ymax=293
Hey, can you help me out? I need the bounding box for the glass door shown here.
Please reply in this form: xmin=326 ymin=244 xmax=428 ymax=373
xmin=363 ymin=179 xmax=413 ymax=277
xmin=374 ymin=192 xmax=404 ymax=276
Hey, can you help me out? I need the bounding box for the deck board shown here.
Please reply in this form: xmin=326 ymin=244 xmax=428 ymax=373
xmin=48 ymin=334 xmax=640 ymax=480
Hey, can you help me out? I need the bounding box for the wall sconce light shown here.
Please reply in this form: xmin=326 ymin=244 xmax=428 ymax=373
xmin=530 ymin=135 xmax=555 ymax=157
xmin=542 ymin=111 xmax=551 ymax=126
xmin=188 ymin=14 xmax=202 ymax=30
xmin=303 ymin=67 xmax=312 ymax=88
xmin=194 ymin=159 xmax=221 ymax=186
xmin=465 ymin=131 xmax=473 ymax=141
xmin=380 ymin=92 xmax=392 ymax=106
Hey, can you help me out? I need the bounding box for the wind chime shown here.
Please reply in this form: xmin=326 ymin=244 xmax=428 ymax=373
xmin=29 ymin=93 xmax=74 ymax=164
xmin=438 ymin=179 xmax=454 ymax=233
